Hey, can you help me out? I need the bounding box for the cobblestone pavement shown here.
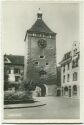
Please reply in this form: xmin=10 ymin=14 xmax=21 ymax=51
xmin=4 ymin=97 xmax=80 ymax=119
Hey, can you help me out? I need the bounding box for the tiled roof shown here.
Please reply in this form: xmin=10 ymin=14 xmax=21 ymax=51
xmin=27 ymin=19 xmax=56 ymax=35
xmin=4 ymin=54 xmax=24 ymax=65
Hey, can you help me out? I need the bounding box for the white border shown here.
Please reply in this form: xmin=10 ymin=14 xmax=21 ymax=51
xmin=1 ymin=0 xmax=84 ymax=124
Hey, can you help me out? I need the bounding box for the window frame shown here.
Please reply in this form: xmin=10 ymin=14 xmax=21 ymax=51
xmin=67 ymin=74 xmax=70 ymax=82
xmin=63 ymin=75 xmax=65 ymax=83
xmin=73 ymin=72 xmax=77 ymax=81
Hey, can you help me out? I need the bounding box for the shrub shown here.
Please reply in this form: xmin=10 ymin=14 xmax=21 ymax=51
xmin=4 ymin=91 xmax=33 ymax=102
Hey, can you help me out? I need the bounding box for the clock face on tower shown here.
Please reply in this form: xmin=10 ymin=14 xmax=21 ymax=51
xmin=38 ymin=39 xmax=47 ymax=48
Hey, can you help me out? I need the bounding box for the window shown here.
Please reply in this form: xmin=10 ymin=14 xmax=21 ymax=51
xmin=67 ymin=63 xmax=70 ymax=70
xmin=46 ymin=62 xmax=48 ymax=65
xmin=67 ymin=74 xmax=70 ymax=82
xmin=7 ymin=69 xmax=11 ymax=74
xmin=39 ymin=70 xmax=46 ymax=77
xmin=72 ymin=58 xmax=78 ymax=68
xmin=34 ymin=61 xmax=38 ymax=66
xmin=40 ymin=55 xmax=44 ymax=58
xmin=64 ymin=86 xmax=68 ymax=91
xmin=14 ymin=69 xmax=20 ymax=74
xmin=33 ymin=33 xmax=36 ymax=36
xmin=73 ymin=72 xmax=77 ymax=81
xmin=15 ymin=76 xmax=20 ymax=82
xmin=63 ymin=65 xmax=65 ymax=72
xmin=50 ymin=35 xmax=52 ymax=38
xmin=73 ymin=85 xmax=77 ymax=95
xmin=63 ymin=75 xmax=65 ymax=83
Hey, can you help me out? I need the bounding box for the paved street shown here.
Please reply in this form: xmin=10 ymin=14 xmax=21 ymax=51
xmin=4 ymin=97 xmax=80 ymax=119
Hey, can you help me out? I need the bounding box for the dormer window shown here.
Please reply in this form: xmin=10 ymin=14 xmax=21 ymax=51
xmin=73 ymin=49 xmax=77 ymax=56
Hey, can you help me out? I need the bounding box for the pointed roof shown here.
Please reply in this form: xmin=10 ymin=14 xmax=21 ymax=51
xmin=4 ymin=54 xmax=24 ymax=65
xmin=27 ymin=19 xmax=56 ymax=35
xmin=27 ymin=9 xmax=56 ymax=35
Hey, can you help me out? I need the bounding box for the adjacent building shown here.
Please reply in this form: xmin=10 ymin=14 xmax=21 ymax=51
xmin=56 ymin=66 xmax=61 ymax=96
xmin=4 ymin=54 xmax=24 ymax=91
xmin=60 ymin=41 xmax=80 ymax=98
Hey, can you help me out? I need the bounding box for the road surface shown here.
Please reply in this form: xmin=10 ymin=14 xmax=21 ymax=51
xmin=4 ymin=97 xmax=80 ymax=119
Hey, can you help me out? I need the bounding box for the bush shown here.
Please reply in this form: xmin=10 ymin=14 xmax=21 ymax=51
xmin=4 ymin=90 xmax=34 ymax=104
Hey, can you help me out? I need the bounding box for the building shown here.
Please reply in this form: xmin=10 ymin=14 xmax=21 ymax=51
xmin=56 ymin=66 xmax=61 ymax=96
xmin=4 ymin=54 xmax=24 ymax=91
xmin=24 ymin=9 xmax=57 ymax=96
xmin=4 ymin=54 xmax=61 ymax=97
xmin=60 ymin=41 xmax=80 ymax=98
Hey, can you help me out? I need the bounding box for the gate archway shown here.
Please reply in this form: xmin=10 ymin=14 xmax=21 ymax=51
xmin=37 ymin=84 xmax=46 ymax=97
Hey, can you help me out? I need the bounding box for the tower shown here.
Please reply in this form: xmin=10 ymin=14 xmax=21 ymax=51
xmin=24 ymin=9 xmax=57 ymax=96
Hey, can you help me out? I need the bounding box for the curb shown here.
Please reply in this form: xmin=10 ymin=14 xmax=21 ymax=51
xmin=4 ymin=103 xmax=46 ymax=109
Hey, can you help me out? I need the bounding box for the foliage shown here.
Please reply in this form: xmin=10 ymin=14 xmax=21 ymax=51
xmin=4 ymin=91 xmax=33 ymax=102
xmin=25 ymin=58 xmax=57 ymax=87
xmin=19 ymin=80 xmax=36 ymax=92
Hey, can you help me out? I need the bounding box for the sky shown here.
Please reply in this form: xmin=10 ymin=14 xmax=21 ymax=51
xmin=2 ymin=2 xmax=79 ymax=65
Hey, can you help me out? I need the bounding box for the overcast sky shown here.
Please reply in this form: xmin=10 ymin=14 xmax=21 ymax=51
xmin=2 ymin=2 xmax=79 ymax=65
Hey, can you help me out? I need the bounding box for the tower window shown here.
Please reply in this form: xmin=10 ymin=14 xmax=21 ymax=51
xmin=40 ymin=55 xmax=44 ymax=58
xmin=46 ymin=62 xmax=48 ymax=65
xmin=34 ymin=61 xmax=38 ymax=65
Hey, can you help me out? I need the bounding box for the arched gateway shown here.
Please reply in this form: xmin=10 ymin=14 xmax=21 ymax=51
xmin=37 ymin=84 xmax=46 ymax=96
